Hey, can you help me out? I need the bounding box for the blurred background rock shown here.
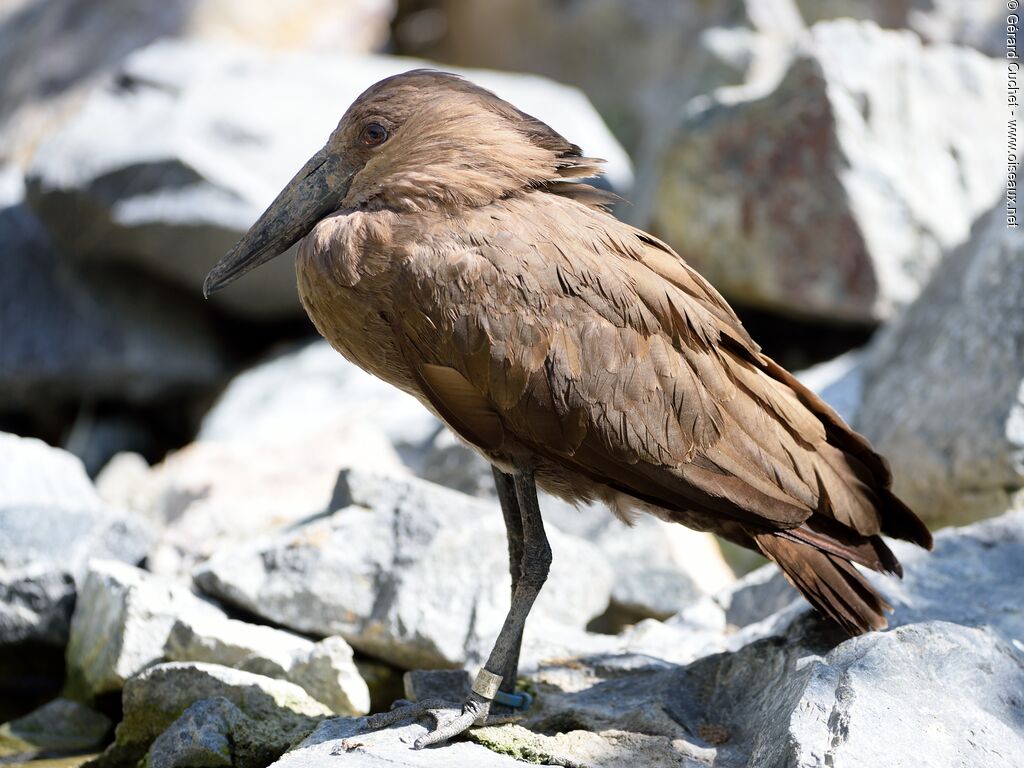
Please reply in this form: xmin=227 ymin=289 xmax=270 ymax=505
xmin=0 ymin=1 xmax=1019 ymax=766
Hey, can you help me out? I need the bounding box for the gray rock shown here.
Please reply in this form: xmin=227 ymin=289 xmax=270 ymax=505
xmin=858 ymin=202 xmax=1024 ymax=527
xmin=144 ymin=698 xmax=239 ymax=768
xmin=881 ymin=509 xmax=1024 ymax=638
xmin=91 ymin=662 xmax=329 ymax=768
xmin=195 ymin=468 xmax=613 ymax=669
xmin=650 ymin=20 xmax=1004 ymax=322
xmin=143 ymin=694 xmax=331 ymax=768
xmin=25 ymin=40 xmax=630 ymax=320
xmin=0 ymin=433 xmax=153 ymax=646
xmin=134 ymin=420 xmax=404 ymax=578
xmin=0 ymin=698 xmax=111 ymax=758
xmin=263 ymin=509 xmax=1024 ymax=767
xmin=471 ymin=723 xmax=714 ymax=768
xmin=0 ymin=179 xmax=227 ymax=409
xmin=715 ymin=563 xmax=797 ymax=629
xmin=65 ymin=560 xmax=226 ymax=699
xmin=727 ymin=508 xmax=1024 ymax=643
xmin=679 ymin=622 xmax=1024 ymax=767
xmin=0 ymin=0 xmax=396 ymax=167
xmin=503 ymin=509 xmax=1024 ymax=767
xmin=270 ymin=717 xmax=531 ymax=768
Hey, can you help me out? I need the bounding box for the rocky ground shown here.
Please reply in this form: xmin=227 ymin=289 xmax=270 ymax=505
xmin=1 ymin=1 xmax=1020 ymax=767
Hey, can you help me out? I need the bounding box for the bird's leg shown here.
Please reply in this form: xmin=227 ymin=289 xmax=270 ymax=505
xmin=363 ymin=467 xmax=551 ymax=749
xmin=491 ymin=466 xmax=527 ymax=700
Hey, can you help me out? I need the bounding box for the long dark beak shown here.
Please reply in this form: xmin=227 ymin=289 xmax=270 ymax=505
xmin=203 ymin=147 xmax=351 ymax=297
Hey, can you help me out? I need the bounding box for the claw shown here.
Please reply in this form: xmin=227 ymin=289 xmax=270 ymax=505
xmin=412 ymin=708 xmax=479 ymax=749
xmin=360 ymin=692 xmax=493 ymax=749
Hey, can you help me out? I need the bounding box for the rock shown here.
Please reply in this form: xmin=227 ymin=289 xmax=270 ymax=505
xmin=0 ymin=698 xmax=111 ymax=758
xmin=167 ymin=615 xmax=370 ymax=715
xmin=144 ymin=698 xmax=239 ymax=768
xmin=25 ymin=40 xmax=631 ymax=320
xmin=197 ymin=340 xmax=437 ymax=459
xmin=65 ymin=560 xmax=225 ymax=699
xmin=504 ymin=620 xmax=1024 ymax=768
xmin=269 ymin=717 xmax=530 ymax=768
xmin=857 ymin=202 xmax=1024 ymax=527
xmin=166 ymin=615 xmax=310 ymax=678
xmin=680 ymin=622 xmax=1024 ymax=767
xmin=0 ymin=0 xmax=396 ymax=166
xmin=650 ymin=20 xmax=1004 ymax=323
xmin=470 ymin=723 xmax=714 ymax=768
xmin=94 ymin=452 xmax=158 ymax=517
xmin=880 ymin=510 xmax=1024 ymax=638
xmin=795 ymin=0 xmax=1007 ymax=56
xmin=0 ymin=433 xmax=153 ymax=647
xmin=137 ymin=420 xmax=403 ymax=578
xmin=195 ymin=468 xmax=614 ymax=669
xmin=282 ymin=637 xmax=371 ymax=718
xmin=0 ymin=177 xmax=227 ymax=409
xmin=91 ymin=662 xmax=329 ymax=768
xmin=593 ymin=517 xmax=735 ymax=620
xmin=715 ymin=563 xmax=797 ymax=629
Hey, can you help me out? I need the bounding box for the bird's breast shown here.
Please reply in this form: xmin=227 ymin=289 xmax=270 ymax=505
xmin=295 ymin=210 xmax=419 ymax=395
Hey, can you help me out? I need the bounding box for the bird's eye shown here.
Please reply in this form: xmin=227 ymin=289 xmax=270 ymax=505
xmin=360 ymin=122 xmax=389 ymax=147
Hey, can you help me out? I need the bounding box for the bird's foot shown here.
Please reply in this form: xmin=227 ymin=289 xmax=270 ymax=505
xmin=362 ymin=693 xmax=489 ymax=749
xmin=356 ymin=669 xmax=532 ymax=750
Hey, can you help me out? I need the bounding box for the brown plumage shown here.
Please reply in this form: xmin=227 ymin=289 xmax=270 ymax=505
xmin=207 ymin=70 xmax=932 ymax=649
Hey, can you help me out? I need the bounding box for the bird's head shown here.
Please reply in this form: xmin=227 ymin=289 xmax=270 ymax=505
xmin=203 ymin=69 xmax=603 ymax=296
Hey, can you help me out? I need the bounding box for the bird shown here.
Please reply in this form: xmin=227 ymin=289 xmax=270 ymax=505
xmin=204 ymin=69 xmax=932 ymax=748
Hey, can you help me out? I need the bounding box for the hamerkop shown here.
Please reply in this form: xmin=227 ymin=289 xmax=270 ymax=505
xmin=204 ymin=70 xmax=932 ymax=747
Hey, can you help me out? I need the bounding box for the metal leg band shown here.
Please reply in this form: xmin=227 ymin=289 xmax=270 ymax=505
xmin=471 ymin=668 xmax=503 ymax=700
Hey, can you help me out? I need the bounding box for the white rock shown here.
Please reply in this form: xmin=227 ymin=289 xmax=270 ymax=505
xmin=167 ymin=616 xmax=370 ymax=716
xmin=195 ymin=469 xmax=614 ymax=669
xmin=165 ymin=614 xmax=311 ymax=675
xmin=65 ymin=559 xmax=225 ymax=698
xmin=283 ymin=637 xmax=371 ymax=717
xmin=0 ymin=433 xmax=153 ymax=646
xmin=795 ymin=0 xmax=1007 ymax=56
xmin=139 ymin=418 xmax=404 ymax=578
xmin=198 ymin=340 xmax=439 ymax=453
xmin=272 ymin=717 xmax=528 ymax=768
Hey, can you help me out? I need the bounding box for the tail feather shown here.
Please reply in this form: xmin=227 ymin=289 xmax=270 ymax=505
xmin=755 ymin=532 xmax=891 ymax=635
xmin=782 ymin=514 xmax=903 ymax=576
